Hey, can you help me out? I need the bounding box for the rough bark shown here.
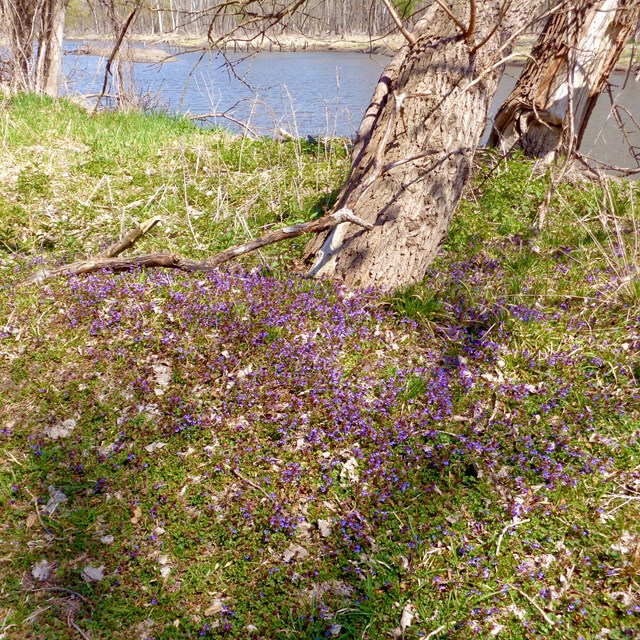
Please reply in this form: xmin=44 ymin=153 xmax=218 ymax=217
xmin=1 ymin=0 xmax=67 ymax=96
xmin=35 ymin=0 xmax=68 ymax=97
xmin=305 ymin=0 xmax=546 ymax=290
xmin=488 ymin=0 xmax=640 ymax=161
xmin=1 ymin=0 xmax=41 ymax=92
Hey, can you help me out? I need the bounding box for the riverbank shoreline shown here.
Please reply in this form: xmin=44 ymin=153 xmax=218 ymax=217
xmin=64 ymin=33 xmax=404 ymax=56
xmin=63 ymin=33 xmax=638 ymax=71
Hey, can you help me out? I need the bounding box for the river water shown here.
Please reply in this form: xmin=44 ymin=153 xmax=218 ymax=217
xmin=61 ymin=45 xmax=640 ymax=171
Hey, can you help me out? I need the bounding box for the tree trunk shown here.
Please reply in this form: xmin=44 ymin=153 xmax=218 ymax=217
xmin=488 ymin=0 xmax=639 ymax=161
xmin=35 ymin=0 xmax=68 ymax=97
xmin=305 ymin=0 xmax=545 ymax=290
xmin=1 ymin=0 xmax=42 ymax=92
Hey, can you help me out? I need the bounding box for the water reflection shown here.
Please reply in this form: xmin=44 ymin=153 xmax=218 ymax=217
xmin=61 ymin=45 xmax=640 ymax=171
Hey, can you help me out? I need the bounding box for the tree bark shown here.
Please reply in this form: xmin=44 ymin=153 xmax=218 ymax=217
xmin=1 ymin=0 xmax=42 ymax=92
xmin=305 ymin=0 xmax=546 ymax=290
xmin=1 ymin=0 xmax=67 ymax=96
xmin=35 ymin=0 xmax=68 ymax=97
xmin=488 ymin=0 xmax=640 ymax=161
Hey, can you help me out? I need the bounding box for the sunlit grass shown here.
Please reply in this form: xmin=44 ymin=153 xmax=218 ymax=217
xmin=1 ymin=99 xmax=639 ymax=639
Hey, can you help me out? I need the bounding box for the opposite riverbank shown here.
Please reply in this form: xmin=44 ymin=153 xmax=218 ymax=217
xmin=62 ymin=33 xmax=639 ymax=70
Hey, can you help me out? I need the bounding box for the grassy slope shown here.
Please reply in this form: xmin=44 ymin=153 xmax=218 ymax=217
xmin=0 ymin=96 xmax=639 ymax=640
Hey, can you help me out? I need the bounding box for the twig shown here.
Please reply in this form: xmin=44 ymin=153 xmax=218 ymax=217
xmin=380 ymin=0 xmax=417 ymax=45
xmin=189 ymin=111 xmax=260 ymax=138
xmin=26 ymin=587 xmax=93 ymax=609
xmin=466 ymin=0 xmax=477 ymax=45
xmin=471 ymin=0 xmax=512 ymax=54
xmin=25 ymin=488 xmax=49 ymax=533
xmin=99 ymin=216 xmax=161 ymax=258
xmin=495 ymin=518 xmax=529 ymax=556
xmin=433 ymin=0 xmax=468 ymax=37
xmin=22 ymin=209 xmax=372 ymax=286
xmin=68 ymin=616 xmax=91 ymax=640
xmin=574 ymin=151 xmax=640 ymax=177
xmin=231 ymin=468 xmax=276 ymax=503
xmin=506 ymin=583 xmax=555 ymax=627
xmin=424 ymin=625 xmax=446 ymax=639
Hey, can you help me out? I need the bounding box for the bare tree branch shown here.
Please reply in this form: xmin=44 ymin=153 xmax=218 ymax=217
xmin=99 ymin=215 xmax=162 ymax=258
xmin=433 ymin=0 xmax=468 ymax=37
xmin=466 ymin=0 xmax=477 ymax=45
xmin=22 ymin=209 xmax=372 ymax=286
xmin=380 ymin=0 xmax=417 ymax=45
xmin=92 ymin=1 xmax=142 ymax=115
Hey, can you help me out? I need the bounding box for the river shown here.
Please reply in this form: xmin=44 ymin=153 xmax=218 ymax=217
xmin=61 ymin=45 xmax=640 ymax=171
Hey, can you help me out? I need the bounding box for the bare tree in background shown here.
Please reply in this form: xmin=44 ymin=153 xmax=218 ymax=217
xmin=489 ymin=0 xmax=640 ymax=162
xmin=0 ymin=0 xmax=68 ymax=96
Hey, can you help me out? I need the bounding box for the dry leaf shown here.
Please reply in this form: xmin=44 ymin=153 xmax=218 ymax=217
xmin=204 ymin=600 xmax=224 ymax=616
xmin=43 ymin=486 xmax=68 ymax=515
xmin=317 ymin=519 xmax=332 ymax=538
xmin=131 ymin=506 xmax=142 ymax=524
xmin=46 ymin=418 xmax=77 ymax=440
xmin=82 ymin=565 xmax=105 ymax=582
xmin=283 ymin=543 xmax=308 ymax=563
xmin=31 ymin=559 xmax=52 ymax=581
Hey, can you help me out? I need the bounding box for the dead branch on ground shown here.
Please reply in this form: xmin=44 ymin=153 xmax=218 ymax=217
xmin=22 ymin=209 xmax=372 ymax=286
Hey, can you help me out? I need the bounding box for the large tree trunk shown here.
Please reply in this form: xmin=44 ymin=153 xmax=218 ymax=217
xmin=1 ymin=0 xmax=67 ymax=96
xmin=488 ymin=0 xmax=639 ymax=161
xmin=305 ymin=0 xmax=545 ymax=290
xmin=1 ymin=0 xmax=42 ymax=92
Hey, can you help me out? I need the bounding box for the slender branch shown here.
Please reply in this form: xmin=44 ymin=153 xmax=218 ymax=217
xmin=380 ymin=0 xmax=417 ymax=45
xmin=189 ymin=111 xmax=260 ymax=138
xmin=466 ymin=0 xmax=477 ymax=45
xmin=433 ymin=0 xmax=467 ymax=37
xmin=470 ymin=0 xmax=512 ymax=54
xmin=231 ymin=468 xmax=276 ymax=503
xmin=506 ymin=584 xmax=556 ymax=627
xmin=22 ymin=209 xmax=372 ymax=285
xmin=91 ymin=1 xmax=142 ymax=115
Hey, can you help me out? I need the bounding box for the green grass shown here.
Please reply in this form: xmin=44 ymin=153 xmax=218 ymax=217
xmin=1 ymin=97 xmax=639 ymax=639
xmin=0 ymin=94 xmax=348 ymax=272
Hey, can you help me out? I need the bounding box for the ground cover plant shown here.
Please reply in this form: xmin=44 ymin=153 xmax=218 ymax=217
xmin=1 ymin=96 xmax=639 ymax=639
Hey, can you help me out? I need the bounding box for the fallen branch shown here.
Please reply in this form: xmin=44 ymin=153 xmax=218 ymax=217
xmin=22 ymin=209 xmax=372 ymax=286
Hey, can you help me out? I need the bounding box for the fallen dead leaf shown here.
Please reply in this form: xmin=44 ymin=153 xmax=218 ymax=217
xmin=43 ymin=486 xmax=68 ymax=515
xmin=204 ymin=600 xmax=225 ymax=616
xmin=283 ymin=543 xmax=309 ymax=563
xmin=45 ymin=418 xmax=77 ymax=440
xmin=82 ymin=565 xmax=105 ymax=582
xmin=31 ymin=559 xmax=52 ymax=581
xmin=317 ymin=519 xmax=332 ymax=538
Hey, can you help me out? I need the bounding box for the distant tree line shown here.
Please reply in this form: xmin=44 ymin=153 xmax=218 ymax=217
xmin=64 ymin=0 xmax=428 ymax=38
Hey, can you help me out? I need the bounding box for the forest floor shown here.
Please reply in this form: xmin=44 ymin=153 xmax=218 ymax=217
xmin=0 ymin=95 xmax=639 ymax=639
